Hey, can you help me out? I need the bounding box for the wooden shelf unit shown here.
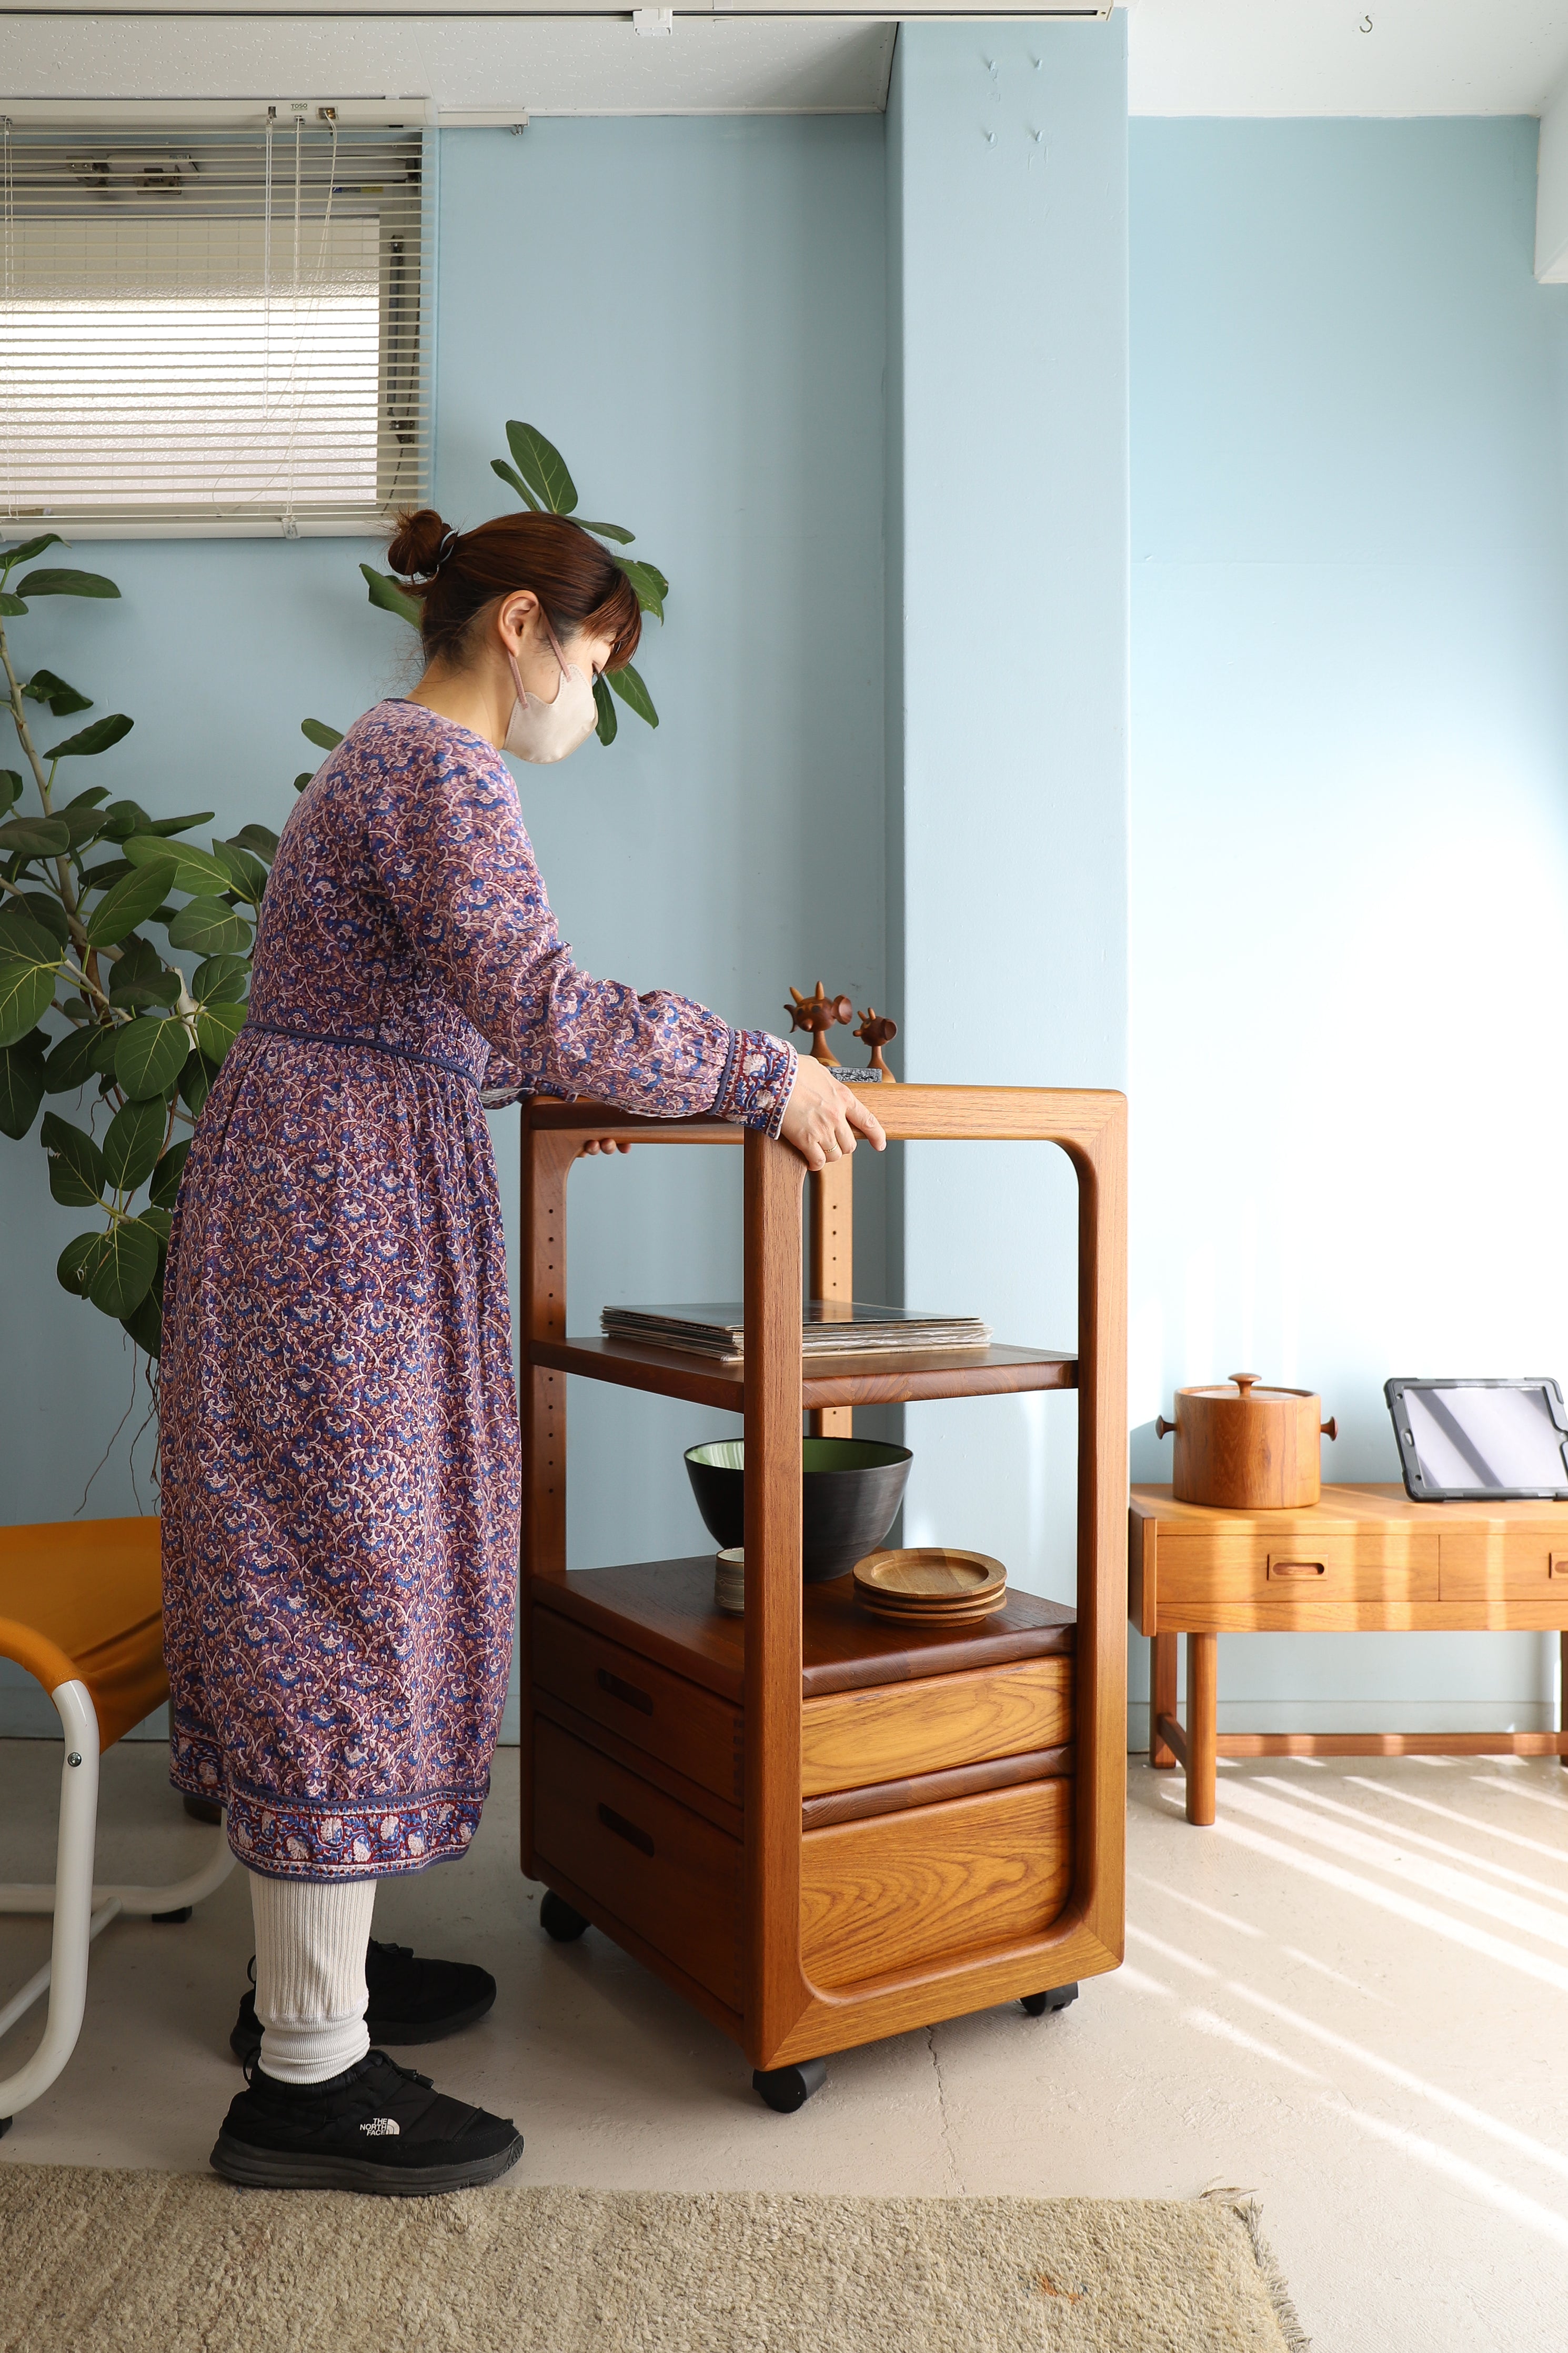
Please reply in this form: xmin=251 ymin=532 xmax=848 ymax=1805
xmin=520 ymin=1087 xmax=1127 ymax=2077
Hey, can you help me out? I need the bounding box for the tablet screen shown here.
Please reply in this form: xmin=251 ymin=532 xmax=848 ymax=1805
xmin=1400 ymin=1384 xmax=1568 ymax=1494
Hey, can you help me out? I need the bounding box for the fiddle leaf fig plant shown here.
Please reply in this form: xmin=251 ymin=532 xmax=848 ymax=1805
xmin=0 ymin=533 xmax=276 ymax=1360
xmin=357 ymin=419 xmax=668 ymax=750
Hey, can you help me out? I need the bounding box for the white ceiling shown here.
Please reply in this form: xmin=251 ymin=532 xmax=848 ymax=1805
xmin=2 ymin=3 xmax=1564 ymax=122
xmin=1128 ymin=0 xmax=1568 ymax=119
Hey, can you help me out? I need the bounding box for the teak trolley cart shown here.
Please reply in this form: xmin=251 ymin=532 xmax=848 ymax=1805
xmin=520 ymin=1086 xmax=1127 ymax=2109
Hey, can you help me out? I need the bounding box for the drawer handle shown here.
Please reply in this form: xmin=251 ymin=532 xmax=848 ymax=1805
xmin=1269 ymin=1558 xmax=1326 ymax=1580
xmin=597 ymin=1667 xmax=654 ymax=1716
xmin=598 ymin=1803 xmax=655 ymax=1858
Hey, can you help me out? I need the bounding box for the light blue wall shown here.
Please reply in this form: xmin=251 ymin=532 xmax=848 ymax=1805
xmin=0 ymin=116 xmax=889 ymax=1735
xmin=887 ymin=22 xmax=1130 ymax=1605
xmin=1129 ymin=118 xmax=1568 ymax=1734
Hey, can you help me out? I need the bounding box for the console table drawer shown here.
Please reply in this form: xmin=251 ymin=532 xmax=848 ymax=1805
xmin=533 ymin=1606 xmax=743 ymax=1805
xmin=800 ymin=1658 xmax=1073 ymax=1798
xmin=1158 ymin=1531 xmax=1440 ymax=1612
xmin=1439 ymin=1533 xmax=1568 ymax=1603
xmin=532 ymin=1718 xmax=742 ymax=2010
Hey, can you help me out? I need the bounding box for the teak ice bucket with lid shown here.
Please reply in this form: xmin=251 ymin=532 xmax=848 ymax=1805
xmin=1155 ymin=1373 xmax=1338 ymax=1509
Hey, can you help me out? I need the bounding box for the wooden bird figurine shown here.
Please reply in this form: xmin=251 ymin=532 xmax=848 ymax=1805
xmin=855 ymin=1007 xmax=898 ymax=1081
xmin=786 ymin=981 xmax=853 ymax=1064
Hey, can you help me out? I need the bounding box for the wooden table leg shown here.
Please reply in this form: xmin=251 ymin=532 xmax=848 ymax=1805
xmin=1150 ymin=1632 xmax=1178 ymax=1768
xmin=1186 ymin=1633 xmax=1218 ymax=1825
xmin=1561 ymin=1632 xmax=1567 ymax=1768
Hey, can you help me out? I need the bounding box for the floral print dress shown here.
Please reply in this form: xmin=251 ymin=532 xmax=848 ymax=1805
xmin=160 ymin=700 xmax=794 ymax=1879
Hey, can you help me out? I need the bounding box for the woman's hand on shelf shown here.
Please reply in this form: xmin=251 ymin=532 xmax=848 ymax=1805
xmin=779 ymin=1055 xmax=886 ymax=1172
xmin=578 ymin=1137 xmax=631 ymax=1156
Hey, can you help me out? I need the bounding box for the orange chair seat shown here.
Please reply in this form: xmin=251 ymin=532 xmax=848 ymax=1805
xmin=0 ymin=1518 xmax=166 ymax=1751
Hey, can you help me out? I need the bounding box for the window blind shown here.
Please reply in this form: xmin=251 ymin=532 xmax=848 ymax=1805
xmin=0 ymin=120 xmax=432 ymax=536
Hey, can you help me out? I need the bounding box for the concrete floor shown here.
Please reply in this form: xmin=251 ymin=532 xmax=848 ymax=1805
xmin=4 ymin=1738 xmax=1568 ymax=2351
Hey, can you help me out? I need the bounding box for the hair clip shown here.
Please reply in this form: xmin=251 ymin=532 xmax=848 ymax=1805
xmin=431 ymin=528 xmax=459 ymax=574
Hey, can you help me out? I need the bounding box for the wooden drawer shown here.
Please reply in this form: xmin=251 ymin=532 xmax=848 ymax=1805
xmin=800 ymin=1658 xmax=1073 ymax=1798
xmin=800 ymin=1778 xmax=1072 ymax=1990
xmin=1157 ymin=1530 xmax=1439 ymax=1621
xmin=1439 ymin=1530 xmax=1568 ymax=1605
xmin=533 ymin=1606 xmax=742 ymax=1805
xmin=532 ymin=1717 xmax=742 ymax=2010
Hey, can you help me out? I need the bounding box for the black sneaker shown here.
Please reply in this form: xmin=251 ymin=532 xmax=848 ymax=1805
xmin=210 ymin=2049 xmax=523 ymax=2195
xmin=229 ymin=1938 xmax=497 ymax=2064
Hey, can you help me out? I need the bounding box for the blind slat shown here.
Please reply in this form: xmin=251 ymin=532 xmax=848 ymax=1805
xmin=0 ymin=126 xmax=431 ymax=534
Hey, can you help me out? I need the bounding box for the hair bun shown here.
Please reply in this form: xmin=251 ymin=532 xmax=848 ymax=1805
xmin=387 ymin=508 xmax=453 ymax=581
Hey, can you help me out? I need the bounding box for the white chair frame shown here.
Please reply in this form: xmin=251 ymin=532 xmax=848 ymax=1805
xmin=0 ymin=1673 xmax=234 ymax=2131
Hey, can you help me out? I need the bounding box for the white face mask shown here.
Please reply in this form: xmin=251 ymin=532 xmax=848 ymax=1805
xmin=504 ymin=617 xmax=598 ymax=764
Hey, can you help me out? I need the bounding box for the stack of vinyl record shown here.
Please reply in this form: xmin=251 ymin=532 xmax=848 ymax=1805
xmin=713 ymin=1546 xmax=746 ymax=1616
xmin=852 ymin=1547 xmax=1008 ymax=1624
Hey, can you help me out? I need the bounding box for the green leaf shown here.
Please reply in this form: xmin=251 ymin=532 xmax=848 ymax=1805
xmin=607 ymin=662 xmax=659 ymax=729
xmin=63 ymin=785 xmax=111 ymax=811
xmin=58 ymin=802 xmax=108 ymax=850
xmin=166 ymin=897 xmax=252 ymax=956
xmin=3 ymin=532 xmax=65 ymax=571
xmin=18 ymin=891 xmax=68 ymax=946
xmin=491 ymin=458 xmax=543 ymax=511
xmin=108 ymin=937 xmax=180 ymax=1010
xmin=46 ymin=714 xmax=133 ymax=761
xmin=143 ymin=810 xmax=215 ymax=839
xmin=178 ymin=1051 xmax=218 ymax=1117
xmin=0 ymin=1029 xmax=48 ymax=1139
xmin=194 ymin=1000 xmax=246 ymax=1063
xmin=45 ymin=1024 xmax=113 ymax=1094
xmin=114 ymin=1015 xmax=188 ymax=1101
xmin=86 ymin=857 xmax=177 ymax=948
xmin=0 ymin=956 xmax=58 ymax=1045
xmin=0 ymin=901 xmax=62 ymax=962
xmin=576 ymin=519 xmax=636 ymax=546
xmin=122 ymin=832 xmax=233 ymax=897
xmin=208 ymin=838 xmax=269 ymax=901
xmin=620 ymin=560 xmax=666 ymax=622
xmin=593 ymin=675 xmax=618 ymax=749
xmin=102 ymin=1094 xmax=167 ymax=1191
xmin=505 ymin=421 xmax=577 ymax=514
xmin=139 ymin=1203 xmax=173 ymax=1248
xmin=17 ymin=568 xmax=119 ymax=600
xmin=147 ymin=1139 xmax=190 ymax=1208
xmin=0 ymin=816 xmax=70 ymax=860
xmin=0 ymin=594 xmax=27 ymax=618
xmin=360 ymin=563 xmax=424 ymax=626
xmin=120 ymin=1271 xmax=163 ymax=1356
xmin=100 ymin=799 xmax=150 ymax=843
xmin=191 ymin=951 xmax=250 ymax=1004
xmin=24 ymin=670 xmax=93 ymax=717
xmin=230 ymin=824 xmax=279 ymax=861
xmin=300 ymin=718 xmax=344 ymax=753
xmin=79 ymin=856 xmax=132 ymax=894
xmin=0 ymin=772 xmax=22 ymax=813
xmin=41 ymin=1111 xmax=106 ymax=1208
xmin=58 ymin=1229 xmax=109 ymax=1301
xmin=88 ymin=1216 xmax=158 ymax=1316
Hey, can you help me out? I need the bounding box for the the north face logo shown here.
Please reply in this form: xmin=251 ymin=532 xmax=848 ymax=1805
xmin=360 ymin=2117 xmax=400 ymax=2137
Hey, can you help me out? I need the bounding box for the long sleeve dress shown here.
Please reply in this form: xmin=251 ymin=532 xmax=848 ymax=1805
xmin=160 ymin=699 xmax=795 ymax=1881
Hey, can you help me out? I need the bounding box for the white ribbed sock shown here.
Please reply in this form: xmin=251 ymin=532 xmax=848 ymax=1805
xmin=248 ymin=1871 xmax=377 ymax=2086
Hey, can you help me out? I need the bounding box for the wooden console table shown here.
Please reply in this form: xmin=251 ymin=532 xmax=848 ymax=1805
xmin=1129 ymin=1483 xmax=1568 ymax=1825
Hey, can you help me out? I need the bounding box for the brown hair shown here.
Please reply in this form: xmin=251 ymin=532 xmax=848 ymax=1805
xmin=385 ymin=507 xmax=642 ymax=672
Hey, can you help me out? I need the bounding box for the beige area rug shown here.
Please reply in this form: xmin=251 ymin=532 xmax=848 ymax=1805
xmin=0 ymin=2165 xmax=1308 ymax=2353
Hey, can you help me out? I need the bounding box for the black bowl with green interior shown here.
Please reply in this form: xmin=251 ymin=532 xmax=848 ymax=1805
xmin=684 ymin=1436 xmax=913 ymax=1584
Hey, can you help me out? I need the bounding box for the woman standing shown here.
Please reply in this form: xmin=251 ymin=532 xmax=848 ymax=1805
xmin=160 ymin=507 xmax=883 ymax=2195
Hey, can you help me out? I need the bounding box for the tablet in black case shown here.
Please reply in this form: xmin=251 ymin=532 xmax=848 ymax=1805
xmin=1385 ymin=1377 xmax=1568 ymax=1502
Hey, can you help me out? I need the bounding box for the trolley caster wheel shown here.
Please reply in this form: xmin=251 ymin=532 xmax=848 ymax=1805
xmin=539 ymin=1890 xmax=590 ymax=1943
xmin=151 ymin=1906 xmax=193 ymax=1925
xmin=1020 ymin=1982 xmax=1079 ymax=2017
xmin=183 ymin=1794 xmax=223 ymax=1826
xmin=752 ymin=2058 xmax=827 ymax=2114
xmin=0 ymin=2116 xmax=11 ymax=2139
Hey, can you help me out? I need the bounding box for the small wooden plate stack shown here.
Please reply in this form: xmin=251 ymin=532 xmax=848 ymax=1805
xmin=852 ymin=1547 xmax=1007 ymax=1624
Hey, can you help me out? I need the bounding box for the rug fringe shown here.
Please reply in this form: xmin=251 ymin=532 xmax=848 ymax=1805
xmin=1198 ymin=2188 xmax=1312 ymax=2352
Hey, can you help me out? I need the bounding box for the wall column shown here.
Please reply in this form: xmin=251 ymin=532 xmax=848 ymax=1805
xmin=886 ymin=20 xmax=1129 ymax=1591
